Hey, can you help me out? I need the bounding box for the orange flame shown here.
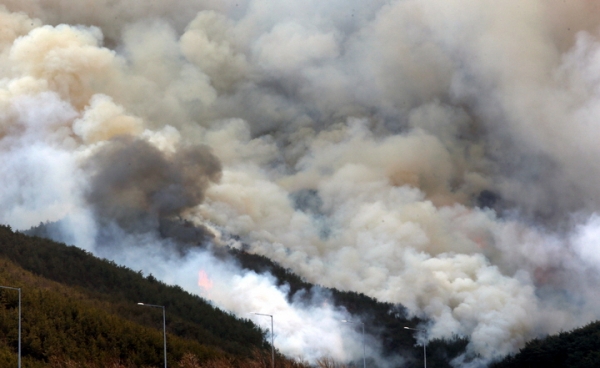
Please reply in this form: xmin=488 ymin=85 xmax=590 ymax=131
xmin=198 ymin=270 xmax=214 ymax=293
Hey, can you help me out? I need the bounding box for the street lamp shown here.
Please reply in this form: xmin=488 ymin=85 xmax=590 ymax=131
xmin=251 ymin=313 xmax=274 ymax=368
xmin=0 ymin=286 xmax=21 ymax=368
xmin=138 ymin=303 xmax=167 ymax=368
xmin=404 ymin=327 xmax=427 ymax=368
xmin=342 ymin=320 xmax=365 ymax=368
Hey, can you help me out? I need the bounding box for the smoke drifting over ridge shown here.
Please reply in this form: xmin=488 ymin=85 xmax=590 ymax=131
xmin=3 ymin=0 xmax=600 ymax=366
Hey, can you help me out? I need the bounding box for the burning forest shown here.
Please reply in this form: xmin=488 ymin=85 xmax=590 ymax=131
xmin=2 ymin=0 xmax=600 ymax=367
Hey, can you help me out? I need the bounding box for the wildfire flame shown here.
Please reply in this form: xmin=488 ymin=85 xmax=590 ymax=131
xmin=198 ymin=270 xmax=214 ymax=297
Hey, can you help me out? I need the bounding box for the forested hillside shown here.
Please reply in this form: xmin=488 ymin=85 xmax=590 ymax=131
xmin=1 ymin=223 xmax=471 ymax=367
xmin=0 ymin=224 xmax=301 ymax=367
xmin=491 ymin=321 xmax=600 ymax=368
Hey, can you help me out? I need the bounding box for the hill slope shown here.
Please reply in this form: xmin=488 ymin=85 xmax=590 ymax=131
xmin=491 ymin=321 xmax=600 ymax=368
xmin=0 ymin=224 xmax=301 ymax=367
xmin=3 ymin=224 xmax=472 ymax=367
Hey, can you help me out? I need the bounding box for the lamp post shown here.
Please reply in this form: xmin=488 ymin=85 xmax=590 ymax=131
xmin=251 ymin=313 xmax=274 ymax=368
xmin=404 ymin=327 xmax=426 ymax=368
xmin=342 ymin=320 xmax=365 ymax=368
xmin=0 ymin=286 xmax=21 ymax=368
xmin=138 ymin=303 xmax=167 ymax=368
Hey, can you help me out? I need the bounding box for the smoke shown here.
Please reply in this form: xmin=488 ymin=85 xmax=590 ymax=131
xmin=3 ymin=0 xmax=600 ymax=366
xmin=84 ymin=136 xmax=221 ymax=232
xmin=195 ymin=263 xmax=367 ymax=363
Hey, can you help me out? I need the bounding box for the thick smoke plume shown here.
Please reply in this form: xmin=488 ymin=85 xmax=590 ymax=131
xmin=3 ymin=0 xmax=600 ymax=366
xmin=85 ymin=136 xmax=221 ymax=232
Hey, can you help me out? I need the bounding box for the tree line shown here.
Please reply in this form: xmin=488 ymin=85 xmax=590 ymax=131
xmin=0 ymin=224 xmax=288 ymax=367
xmin=1 ymin=224 xmax=473 ymax=367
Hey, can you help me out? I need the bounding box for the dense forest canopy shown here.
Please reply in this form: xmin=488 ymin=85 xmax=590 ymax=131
xmin=0 ymin=224 xmax=267 ymax=367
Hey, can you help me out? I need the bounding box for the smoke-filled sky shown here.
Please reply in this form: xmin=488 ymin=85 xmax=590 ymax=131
xmin=3 ymin=0 xmax=600 ymax=366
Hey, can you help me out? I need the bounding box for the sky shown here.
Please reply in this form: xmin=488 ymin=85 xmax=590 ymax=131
xmin=2 ymin=1 xmax=600 ymax=367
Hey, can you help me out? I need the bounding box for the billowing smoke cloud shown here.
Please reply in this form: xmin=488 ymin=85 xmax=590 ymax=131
xmin=92 ymin=231 xmax=372 ymax=365
xmin=3 ymin=0 xmax=600 ymax=366
xmin=85 ymin=136 xmax=221 ymax=232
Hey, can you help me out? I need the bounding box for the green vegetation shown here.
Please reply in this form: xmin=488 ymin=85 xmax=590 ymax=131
xmin=0 ymin=225 xmax=264 ymax=354
xmin=0 ymin=256 xmax=227 ymax=367
xmin=491 ymin=321 xmax=600 ymax=368
xmin=0 ymin=224 xmax=304 ymax=367
xmin=0 ymin=223 xmax=473 ymax=367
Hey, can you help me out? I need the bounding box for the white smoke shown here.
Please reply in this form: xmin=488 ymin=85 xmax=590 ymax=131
xmin=2 ymin=0 xmax=600 ymax=366
xmin=92 ymin=231 xmax=372 ymax=365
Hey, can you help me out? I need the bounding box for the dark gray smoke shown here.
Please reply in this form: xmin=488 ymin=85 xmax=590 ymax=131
xmin=85 ymin=137 xmax=221 ymax=233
